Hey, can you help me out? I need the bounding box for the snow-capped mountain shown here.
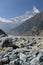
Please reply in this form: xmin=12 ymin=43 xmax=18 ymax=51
xmin=11 ymin=11 xmax=43 ymax=36
xmin=0 ymin=6 xmax=39 ymax=33
xmin=10 ymin=6 xmax=39 ymax=24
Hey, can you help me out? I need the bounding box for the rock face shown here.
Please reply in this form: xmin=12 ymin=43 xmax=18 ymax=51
xmin=0 ymin=29 xmax=7 ymax=37
xmin=11 ymin=11 xmax=43 ymax=36
xmin=2 ymin=38 xmax=19 ymax=49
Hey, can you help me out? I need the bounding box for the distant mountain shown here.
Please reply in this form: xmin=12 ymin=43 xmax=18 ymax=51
xmin=0 ymin=7 xmax=39 ymax=33
xmin=11 ymin=11 xmax=43 ymax=36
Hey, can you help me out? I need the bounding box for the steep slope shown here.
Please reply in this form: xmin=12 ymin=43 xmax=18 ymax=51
xmin=11 ymin=11 xmax=43 ymax=36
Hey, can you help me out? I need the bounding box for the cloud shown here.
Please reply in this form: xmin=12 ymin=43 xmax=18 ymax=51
xmin=0 ymin=17 xmax=13 ymax=23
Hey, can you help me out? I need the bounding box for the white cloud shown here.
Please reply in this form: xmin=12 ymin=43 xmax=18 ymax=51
xmin=0 ymin=17 xmax=13 ymax=23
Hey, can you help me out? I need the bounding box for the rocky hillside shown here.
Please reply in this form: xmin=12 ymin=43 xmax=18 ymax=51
xmin=11 ymin=11 xmax=43 ymax=36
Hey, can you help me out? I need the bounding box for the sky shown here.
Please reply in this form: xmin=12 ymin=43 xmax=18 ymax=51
xmin=0 ymin=0 xmax=43 ymax=18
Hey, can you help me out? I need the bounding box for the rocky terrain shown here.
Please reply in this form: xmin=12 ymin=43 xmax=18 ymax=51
xmin=0 ymin=36 xmax=43 ymax=65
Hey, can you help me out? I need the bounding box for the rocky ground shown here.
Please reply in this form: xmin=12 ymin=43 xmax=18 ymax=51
xmin=0 ymin=36 xmax=43 ymax=65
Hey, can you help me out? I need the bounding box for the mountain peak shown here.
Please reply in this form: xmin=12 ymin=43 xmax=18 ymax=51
xmin=33 ymin=6 xmax=40 ymax=14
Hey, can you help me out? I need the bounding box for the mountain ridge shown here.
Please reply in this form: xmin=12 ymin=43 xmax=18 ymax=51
xmin=11 ymin=11 xmax=43 ymax=36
